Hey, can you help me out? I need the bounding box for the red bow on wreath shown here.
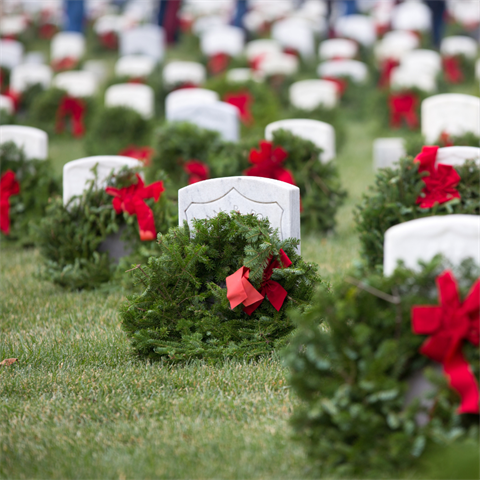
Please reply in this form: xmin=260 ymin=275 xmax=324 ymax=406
xmin=4 ymin=88 xmax=21 ymax=111
xmin=378 ymin=58 xmax=399 ymax=88
xmin=39 ymin=23 xmax=57 ymax=40
xmin=99 ymin=31 xmax=118 ymax=50
xmin=208 ymin=53 xmax=230 ymax=75
xmin=414 ymin=146 xmax=461 ymax=208
xmin=119 ymin=145 xmax=154 ymax=166
xmin=51 ymin=56 xmax=78 ymax=72
xmin=0 ymin=170 xmax=20 ymax=235
xmin=323 ymin=76 xmax=347 ymax=97
xmin=442 ymin=56 xmax=463 ymax=84
xmin=226 ymin=249 xmax=292 ymax=315
xmin=184 ymin=160 xmax=209 ymax=184
xmin=55 ymin=95 xmax=86 ymax=138
xmin=389 ymin=91 xmax=419 ymax=129
xmin=249 ymin=53 xmax=266 ymax=72
xmin=245 ymin=141 xmax=296 ymax=185
xmin=283 ymin=47 xmax=299 ymax=57
xmin=224 ymin=91 xmax=253 ymax=125
xmin=411 ymin=270 xmax=480 ymax=414
xmin=105 ymin=174 xmax=164 ymax=241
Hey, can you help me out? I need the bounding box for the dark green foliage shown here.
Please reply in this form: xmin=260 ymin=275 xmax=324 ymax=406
xmin=406 ymin=132 xmax=480 ymax=157
xmin=0 ymin=141 xmax=60 ymax=246
xmin=36 ymin=167 xmax=176 ymax=290
xmin=19 ymin=83 xmax=45 ymax=111
xmin=84 ymin=106 xmax=153 ymax=156
xmin=0 ymin=66 xmax=11 ymax=93
xmin=356 ymin=156 xmax=480 ymax=269
xmin=284 ymin=257 xmax=480 ymax=477
xmin=120 ymin=211 xmax=321 ymax=362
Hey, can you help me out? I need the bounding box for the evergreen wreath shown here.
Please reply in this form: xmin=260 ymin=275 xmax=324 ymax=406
xmin=356 ymin=154 xmax=480 ymax=269
xmin=0 ymin=141 xmax=60 ymax=246
xmin=36 ymin=166 xmax=176 ymax=290
xmin=84 ymin=105 xmax=153 ymax=156
xmin=284 ymin=256 xmax=480 ymax=477
xmin=405 ymin=132 xmax=480 ymax=157
xmin=120 ymin=211 xmax=322 ymax=362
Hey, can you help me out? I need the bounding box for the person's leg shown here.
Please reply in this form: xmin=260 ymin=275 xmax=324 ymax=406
xmin=64 ymin=0 xmax=84 ymax=33
xmin=426 ymin=0 xmax=446 ymax=48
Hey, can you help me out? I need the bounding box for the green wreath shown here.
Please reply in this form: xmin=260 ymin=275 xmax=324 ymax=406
xmin=284 ymin=256 xmax=480 ymax=477
xmin=0 ymin=141 xmax=60 ymax=246
xmin=120 ymin=211 xmax=322 ymax=362
xmin=36 ymin=166 xmax=176 ymax=290
xmin=356 ymin=156 xmax=480 ymax=269
xmin=406 ymin=132 xmax=480 ymax=157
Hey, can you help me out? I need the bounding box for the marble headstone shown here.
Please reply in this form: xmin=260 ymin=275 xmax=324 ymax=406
xmin=0 ymin=39 xmax=23 ymax=69
xmin=441 ymin=35 xmax=478 ymax=59
xmin=334 ymin=14 xmax=376 ymax=47
xmin=165 ymin=88 xmax=219 ymax=120
xmin=0 ymin=95 xmax=14 ymax=115
xmin=10 ymin=64 xmax=52 ymax=92
xmin=178 ymin=176 xmax=301 ymax=251
xmin=391 ymin=0 xmax=432 ymax=32
xmin=162 ymin=61 xmax=206 ymax=88
xmin=0 ymin=125 xmax=48 ymax=159
xmin=289 ymin=79 xmax=338 ymax=110
xmin=383 ymin=215 xmax=480 ymax=276
xmin=105 ymin=83 xmax=155 ymax=119
xmin=436 ymin=146 xmax=480 ymax=166
xmin=53 ymin=71 xmax=98 ymax=97
xmin=317 ymin=60 xmax=368 ymax=83
xmin=115 ymin=55 xmax=156 ymax=78
xmin=200 ymin=25 xmax=244 ymax=57
xmin=51 ymin=32 xmax=85 ymax=61
xmin=119 ymin=24 xmax=164 ymax=62
xmin=373 ymin=138 xmax=405 ymax=170
xmin=271 ymin=17 xmax=315 ymax=59
xmin=318 ymin=38 xmax=358 ymax=60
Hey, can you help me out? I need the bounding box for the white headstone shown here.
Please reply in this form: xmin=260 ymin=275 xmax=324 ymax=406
xmin=24 ymin=51 xmax=45 ymax=65
xmin=271 ymin=17 xmax=315 ymax=59
xmin=168 ymin=101 xmax=239 ymax=142
xmin=83 ymin=60 xmax=107 ymax=82
xmin=421 ymin=94 xmax=480 ymax=143
xmin=226 ymin=68 xmax=259 ymax=83
xmin=178 ymin=176 xmax=301 ymax=250
xmin=384 ymin=215 xmax=480 ymax=275
xmin=289 ymin=79 xmax=338 ymax=110
xmin=436 ymin=146 xmax=480 ymax=166
xmin=192 ymin=15 xmax=225 ymax=36
xmin=373 ymin=138 xmax=405 ymax=169
xmin=400 ymin=49 xmax=442 ymax=76
xmin=0 ymin=125 xmax=48 ymax=159
xmin=162 ymin=61 xmax=206 ymax=88
xmin=440 ymin=36 xmax=478 ymax=59
xmin=63 ymin=155 xmax=143 ymax=205
xmin=245 ymin=39 xmax=282 ymax=62
xmin=447 ymin=0 xmax=480 ymax=29
xmin=200 ymin=25 xmax=245 ymax=57
xmin=115 ymin=55 xmax=156 ymax=78
xmin=53 ymin=71 xmax=98 ymax=97
xmin=319 ymin=38 xmax=358 ymax=60
xmin=390 ymin=66 xmax=437 ymax=93
xmin=334 ymin=14 xmax=376 ymax=47
xmin=0 ymin=39 xmax=23 ymax=69
xmin=256 ymin=52 xmax=299 ymax=77
xmin=391 ymin=1 xmax=432 ymax=32
xmin=374 ymin=30 xmax=419 ymax=61
xmin=0 ymin=15 xmax=27 ymax=37
xmin=93 ymin=14 xmax=124 ymax=34
xmin=119 ymin=24 xmax=164 ymax=62
xmin=265 ymin=119 xmax=336 ymax=163
xmin=51 ymin=32 xmax=86 ymax=61
xmin=105 ymin=83 xmax=155 ymax=119
xmin=317 ymin=60 xmax=368 ymax=83
xmin=165 ymin=88 xmax=219 ymax=120
xmin=10 ymin=64 xmax=52 ymax=92
xmin=0 ymin=95 xmax=14 ymax=115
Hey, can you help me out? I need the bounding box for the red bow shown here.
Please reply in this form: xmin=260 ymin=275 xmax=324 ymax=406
xmin=443 ymin=56 xmax=463 ymax=84
xmin=51 ymin=57 xmax=78 ymax=72
xmin=245 ymin=140 xmax=295 ymax=185
xmin=119 ymin=145 xmax=154 ymax=166
xmin=39 ymin=23 xmax=57 ymax=39
xmin=127 ymin=77 xmax=145 ymax=84
xmin=224 ymin=91 xmax=253 ymax=125
xmin=378 ymin=58 xmax=399 ymax=88
xmin=411 ymin=270 xmax=479 ymax=414
xmin=226 ymin=249 xmax=292 ymax=315
xmin=389 ymin=91 xmax=419 ymax=129
xmin=249 ymin=53 xmax=266 ymax=72
xmin=99 ymin=31 xmax=118 ymax=50
xmin=105 ymin=174 xmax=164 ymax=241
xmin=55 ymin=95 xmax=86 ymax=138
xmin=184 ymin=160 xmax=209 ymax=184
xmin=0 ymin=170 xmax=20 ymax=235
xmin=414 ymin=146 xmax=461 ymax=208
xmin=283 ymin=47 xmax=299 ymax=57
xmin=4 ymin=88 xmax=21 ymax=111
xmin=323 ymin=76 xmax=347 ymax=97
xmin=208 ymin=53 xmax=229 ymax=75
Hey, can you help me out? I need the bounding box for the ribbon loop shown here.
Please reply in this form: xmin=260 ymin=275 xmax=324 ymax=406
xmin=0 ymin=170 xmax=20 ymax=235
xmin=55 ymin=95 xmax=86 ymax=138
xmin=389 ymin=92 xmax=419 ymax=130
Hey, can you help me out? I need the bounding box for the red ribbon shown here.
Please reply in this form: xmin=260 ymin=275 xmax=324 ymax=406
xmin=4 ymin=89 xmax=21 ymax=111
xmin=249 ymin=53 xmax=266 ymax=72
xmin=51 ymin=57 xmax=78 ymax=72
xmin=55 ymin=95 xmax=86 ymax=138
xmin=283 ymin=47 xmax=299 ymax=57
xmin=224 ymin=91 xmax=253 ymax=125
xmin=442 ymin=55 xmax=463 ymax=84
xmin=389 ymin=92 xmax=419 ymax=130
xmin=127 ymin=77 xmax=146 ymax=84
xmin=184 ymin=160 xmax=209 ymax=184
xmin=105 ymin=173 xmax=164 ymax=241
xmin=414 ymin=146 xmax=461 ymax=208
xmin=226 ymin=249 xmax=292 ymax=315
xmin=39 ymin=23 xmax=57 ymax=39
xmin=378 ymin=58 xmax=399 ymax=88
xmin=245 ymin=140 xmax=296 ymax=185
xmin=322 ymin=76 xmax=347 ymax=97
xmin=411 ymin=270 xmax=480 ymax=414
xmin=439 ymin=131 xmax=454 ymax=147
xmin=0 ymin=170 xmax=20 ymax=235
xmin=208 ymin=53 xmax=230 ymax=75
xmin=99 ymin=31 xmax=118 ymax=50
xmin=119 ymin=145 xmax=154 ymax=166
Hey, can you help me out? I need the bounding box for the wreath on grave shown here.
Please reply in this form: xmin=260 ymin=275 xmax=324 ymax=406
xmin=84 ymin=105 xmax=153 ymax=157
xmin=120 ymin=211 xmax=321 ymax=362
xmin=36 ymin=166 xmax=176 ymax=290
xmin=0 ymin=141 xmax=60 ymax=246
xmin=29 ymin=87 xmax=96 ymax=137
xmin=356 ymin=147 xmax=480 ymax=269
xmin=284 ymin=256 xmax=480 ymax=477
xmin=405 ymin=132 xmax=480 ymax=157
